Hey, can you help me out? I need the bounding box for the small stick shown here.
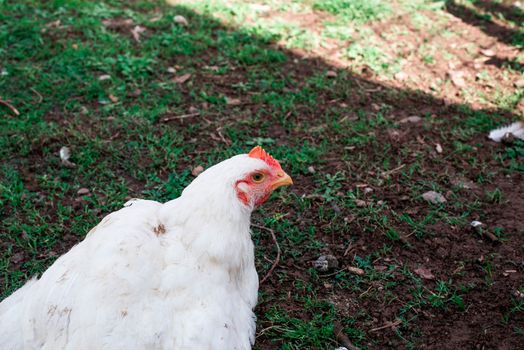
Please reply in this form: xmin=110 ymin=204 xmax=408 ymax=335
xmin=343 ymin=242 xmax=353 ymax=256
xmin=380 ymin=164 xmax=405 ymax=178
xmin=252 ymin=224 xmax=281 ymax=284
xmin=0 ymin=98 xmax=20 ymax=116
xmin=256 ymin=325 xmax=282 ymax=338
xmin=216 ymin=127 xmax=232 ymax=145
xmin=334 ymin=321 xmax=361 ymax=350
xmin=30 ymin=88 xmax=43 ymax=103
xmin=370 ymin=319 xmax=402 ymax=332
xmin=160 ymin=112 xmax=199 ymax=122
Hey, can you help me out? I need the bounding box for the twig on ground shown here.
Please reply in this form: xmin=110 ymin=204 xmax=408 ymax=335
xmin=0 ymin=98 xmax=20 ymax=116
xmin=30 ymin=88 xmax=43 ymax=103
xmin=252 ymin=224 xmax=281 ymax=284
xmin=334 ymin=321 xmax=361 ymax=350
xmin=380 ymin=164 xmax=405 ymax=178
xmin=104 ymin=132 xmax=121 ymax=142
xmin=216 ymin=126 xmax=232 ymax=145
xmin=343 ymin=242 xmax=353 ymax=256
xmin=359 ymin=285 xmax=373 ymax=298
xmin=160 ymin=112 xmax=200 ymax=122
xmin=370 ymin=319 xmax=402 ymax=332
xmin=256 ymin=325 xmax=282 ymax=338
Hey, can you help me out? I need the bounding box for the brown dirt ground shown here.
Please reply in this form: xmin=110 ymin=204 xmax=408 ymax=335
xmin=2 ymin=2 xmax=523 ymax=350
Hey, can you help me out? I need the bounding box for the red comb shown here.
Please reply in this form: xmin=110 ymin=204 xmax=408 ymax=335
xmin=248 ymin=146 xmax=280 ymax=168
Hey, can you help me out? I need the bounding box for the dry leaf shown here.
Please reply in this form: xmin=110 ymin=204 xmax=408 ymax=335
xmin=102 ymin=18 xmax=133 ymax=29
xmin=191 ymin=165 xmax=204 ymax=177
xmin=226 ymin=97 xmax=241 ymax=105
xmin=480 ymin=48 xmax=496 ymax=57
xmin=46 ymin=20 xmax=61 ymax=28
xmin=414 ymin=267 xmax=435 ymax=280
xmin=108 ymin=94 xmax=118 ymax=103
xmin=130 ymin=25 xmax=146 ymax=42
xmin=374 ymin=265 xmax=388 ymax=272
xmin=173 ymin=15 xmax=188 ymax=26
xmin=450 ymin=177 xmax=478 ymax=190
xmin=150 ymin=15 xmax=163 ymax=22
xmin=173 ymin=73 xmax=191 ymax=84
xmin=448 ymin=70 xmax=466 ymax=88
xmin=354 ymin=199 xmax=367 ymax=207
xmin=77 ymin=188 xmax=90 ymax=195
xmin=399 ymin=116 xmax=421 ymax=123
xmin=11 ymin=252 xmax=25 ymax=265
xmin=347 ymin=266 xmax=365 ymax=276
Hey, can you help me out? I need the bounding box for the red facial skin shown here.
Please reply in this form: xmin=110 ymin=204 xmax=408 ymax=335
xmin=236 ymin=146 xmax=293 ymax=207
xmin=235 ymin=170 xmax=276 ymax=207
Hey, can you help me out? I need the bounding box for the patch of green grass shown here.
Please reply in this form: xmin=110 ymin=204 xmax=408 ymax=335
xmin=263 ymin=300 xmax=336 ymax=348
xmin=313 ymin=0 xmax=391 ymax=23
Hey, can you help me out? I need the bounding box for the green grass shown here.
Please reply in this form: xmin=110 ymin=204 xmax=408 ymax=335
xmin=313 ymin=0 xmax=391 ymax=23
xmin=1 ymin=0 xmax=523 ymax=349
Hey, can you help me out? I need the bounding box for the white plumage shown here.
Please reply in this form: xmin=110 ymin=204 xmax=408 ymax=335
xmin=0 ymin=149 xmax=292 ymax=350
xmin=488 ymin=120 xmax=524 ymax=142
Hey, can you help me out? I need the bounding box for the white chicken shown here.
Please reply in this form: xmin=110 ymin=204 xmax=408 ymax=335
xmin=488 ymin=117 xmax=524 ymax=142
xmin=0 ymin=146 xmax=293 ymax=350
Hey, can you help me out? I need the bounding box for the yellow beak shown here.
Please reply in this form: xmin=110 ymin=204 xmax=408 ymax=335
xmin=271 ymin=171 xmax=293 ymax=191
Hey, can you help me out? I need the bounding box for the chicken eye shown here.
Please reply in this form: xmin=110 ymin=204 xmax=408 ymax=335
xmin=251 ymin=172 xmax=265 ymax=183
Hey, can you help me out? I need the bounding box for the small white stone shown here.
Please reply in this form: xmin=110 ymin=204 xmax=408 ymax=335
xmin=422 ymin=191 xmax=447 ymax=204
xmin=470 ymin=220 xmax=483 ymax=228
xmin=173 ymin=15 xmax=188 ymax=26
xmin=399 ymin=116 xmax=422 ymax=123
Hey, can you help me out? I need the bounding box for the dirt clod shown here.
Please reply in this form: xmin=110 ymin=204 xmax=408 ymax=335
xmin=422 ymin=191 xmax=447 ymax=204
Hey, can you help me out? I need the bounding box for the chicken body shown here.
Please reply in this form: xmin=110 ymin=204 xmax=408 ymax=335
xmin=489 ymin=119 xmax=524 ymax=142
xmin=0 ymin=151 xmax=290 ymax=350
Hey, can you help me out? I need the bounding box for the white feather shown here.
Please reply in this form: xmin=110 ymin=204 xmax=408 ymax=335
xmin=0 ymin=154 xmax=271 ymax=350
xmin=488 ymin=121 xmax=524 ymax=142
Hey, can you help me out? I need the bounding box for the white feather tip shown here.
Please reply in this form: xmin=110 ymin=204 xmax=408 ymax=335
xmin=488 ymin=121 xmax=524 ymax=142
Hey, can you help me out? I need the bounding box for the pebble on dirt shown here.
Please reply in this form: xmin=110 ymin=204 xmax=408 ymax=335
xmin=399 ymin=115 xmax=421 ymax=123
xmin=173 ymin=15 xmax=188 ymax=26
xmin=422 ymin=191 xmax=447 ymax=204
xmin=313 ymin=255 xmax=339 ymax=272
